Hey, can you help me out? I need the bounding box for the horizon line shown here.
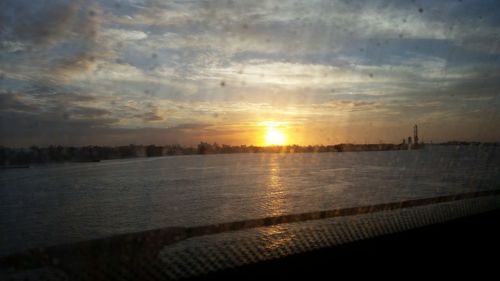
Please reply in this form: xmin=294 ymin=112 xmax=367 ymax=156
xmin=1 ymin=140 xmax=498 ymax=149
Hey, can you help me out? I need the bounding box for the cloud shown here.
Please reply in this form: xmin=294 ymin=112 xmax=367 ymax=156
xmin=0 ymin=0 xmax=106 ymax=83
xmin=70 ymin=106 xmax=110 ymax=117
xmin=54 ymin=53 xmax=99 ymax=80
xmin=0 ymin=110 xmax=116 ymax=137
xmin=1 ymin=0 xmax=500 ymax=145
xmin=135 ymin=103 xmax=164 ymax=122
xmin=100 ymin=28 xmax=148 ymax=41
xmin=0 ymin=108 xmax=209 ymax=146
xmin=0 ymin=0 xmax=81 ymax=46
xmin=0 ymin=93 xmax=39 ymax=113
xmin=319 ymin=100 xmax=380 ymax=112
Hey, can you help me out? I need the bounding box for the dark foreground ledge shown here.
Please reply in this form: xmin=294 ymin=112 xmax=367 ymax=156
xmin=2 ymin=190 xmax=499 ymax=280
xmin=200 ymin=208 xmax=500 ymax=279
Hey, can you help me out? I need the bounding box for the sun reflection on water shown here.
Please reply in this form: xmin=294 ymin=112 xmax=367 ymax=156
xmin=258 ymin=154 xmax=298 ymax=252
xmin=265 ymin=154 xmax=286 ymax=217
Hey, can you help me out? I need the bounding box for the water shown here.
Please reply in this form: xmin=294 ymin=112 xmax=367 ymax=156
xmin=1 ymin=146 xmax=499 ymax=256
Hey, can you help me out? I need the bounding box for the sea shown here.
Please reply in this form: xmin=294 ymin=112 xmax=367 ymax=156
xmin=1 ymin=145 xmax=499 ymax=256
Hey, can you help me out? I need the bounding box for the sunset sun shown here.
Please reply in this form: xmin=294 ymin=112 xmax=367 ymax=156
xmin=265 ymin=128 xmax=286 ymax=146
xmin=262 ymin=121 xmax=287 ymax=146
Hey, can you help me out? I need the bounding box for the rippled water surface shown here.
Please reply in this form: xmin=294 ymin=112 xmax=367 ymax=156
xmin=1 ymin=146 xmax=499 ymax=255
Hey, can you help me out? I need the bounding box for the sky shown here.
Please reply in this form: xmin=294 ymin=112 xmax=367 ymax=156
xmin=1 ymin=0 xmax=500 ymax=147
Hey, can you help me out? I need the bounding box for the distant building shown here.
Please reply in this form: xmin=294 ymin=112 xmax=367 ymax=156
xmin=408 ymin=136 xmax=412 ymax=145
xmin=414 ymin=124 xmax=419 ymax=145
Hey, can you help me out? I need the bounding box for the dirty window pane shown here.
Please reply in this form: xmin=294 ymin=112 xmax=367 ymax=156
xmin=1 ymin=0 xmax=499 ymax=278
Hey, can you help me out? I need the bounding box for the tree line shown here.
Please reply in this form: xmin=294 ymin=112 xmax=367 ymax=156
xmin=1 ymin=141 xmax=496 ymax=166
xmin=0 ymin=142 xmax=407 ymax=166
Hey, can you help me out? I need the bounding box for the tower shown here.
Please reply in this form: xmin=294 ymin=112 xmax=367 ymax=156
xmin=414 ymin=124 xmax=419 ymax=145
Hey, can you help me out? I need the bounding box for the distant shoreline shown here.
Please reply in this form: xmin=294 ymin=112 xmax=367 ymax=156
xmin=1 ymin=141 xmax=497 ymax=166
